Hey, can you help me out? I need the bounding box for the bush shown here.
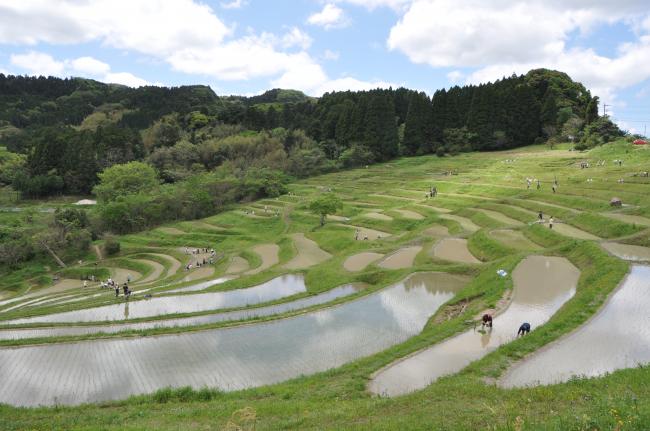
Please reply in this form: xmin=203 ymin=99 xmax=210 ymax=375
xmin=435 ymin=147 xmax=445 ymax=157
xmin=103 ymin=235 xmax=121 ymax=256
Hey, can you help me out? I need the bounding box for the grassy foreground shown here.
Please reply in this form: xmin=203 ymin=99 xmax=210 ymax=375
xmin=3 ymin=140 xmax=650 ymax=430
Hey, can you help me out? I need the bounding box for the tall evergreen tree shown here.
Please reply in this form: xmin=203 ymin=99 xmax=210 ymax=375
xmin=402 ymin=92 xmax=432 ymax=155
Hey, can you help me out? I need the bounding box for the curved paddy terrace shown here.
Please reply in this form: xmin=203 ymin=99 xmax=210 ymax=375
xmin=4 ymin=140 xmax=650 ymax=428
xmin=369 ymin=256 xmax=580 ymax=396
xmin=4 ymin=274 xmax=309 ymax=324
xmin=0 ymin=272 xmax=470 ymax=406
xmin=501 ymin=265 xmax=650 ymax=388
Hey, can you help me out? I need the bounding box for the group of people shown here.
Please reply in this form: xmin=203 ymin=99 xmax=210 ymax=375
xmin=183 ymin=246 xmax=217 ymax=271
xmin=525 ymin=178 xmax=541 ymax=190
xmin=537 ymin=211 xmax=555 ymax=229
xmin=426 ymin=186 xmax=437 ymax=198
xmin=481 ymin=314 xmax=531 ymax=337
xmin=354 ymin=229 xmax=370 ymax=241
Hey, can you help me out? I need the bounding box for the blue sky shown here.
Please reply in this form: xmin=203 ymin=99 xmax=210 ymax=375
xmin=0 ymin=0 xmax=649 ymax=134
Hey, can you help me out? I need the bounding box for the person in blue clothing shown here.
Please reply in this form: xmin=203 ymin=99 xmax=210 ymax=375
xmin=517 ymin=322 xmax=531 ymax=336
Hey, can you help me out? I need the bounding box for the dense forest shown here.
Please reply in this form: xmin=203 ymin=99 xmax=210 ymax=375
xmin=0 ymin=69 xmax=626 ymax=266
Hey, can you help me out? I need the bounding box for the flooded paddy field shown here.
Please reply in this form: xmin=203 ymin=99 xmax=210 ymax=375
xmin=0 ymin=272 xmax=469 ymax=406
xmin=500 ymin=265 xmax=650 ymax=388
xmin=369 ymin=256 xmax=580 ymax=396
xmin=5 ymin=275 xmax=308 ymax=324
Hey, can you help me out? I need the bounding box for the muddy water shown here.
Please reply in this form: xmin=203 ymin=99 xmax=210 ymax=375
xmin=431 ymin=238 xmax=481 ymax=264
xmin=393 ymin=209 xmax=424 ymax=220
xmin=601 ymin=242 xmax=650 ymax=262
xmin=501 ymin=265 xmax=650 ymax=388
xmin=438 ymin=214 xmax=480 ymax=233
xmin=284 ymin=233 xmax=332 ymax=270
xmin=600 ymin=212 xmax=650 ymax=227
xmin=369 ymin=256 xmax=579 ymax=397
xmin=488 ymin=229 xmax=541 ymax=250
xmin=0 ymin=284 xmax=365 ymax=341
xmin=336 ymin=224 xmax=391 ymax=241
xmin=245 ymin=244 xmax=280 ymax=275
xmin=5 ymin=274 xmax=308 ymax=324
xmin=379 ymin=246 xmax=423 ymax=269
xmin=181 ymin=266 xmax=215 ymax=282
xmin=225 ymin=256 xmax=250 ymax=274
xmin=475 ymin=209 xmax=523 ymax=226
xmin=110 ymin=268 xmax=142 ymax=284
xmin=0 ymin=272 xmax=469 ymax=406
xmin=344 ymin=252 xmax=384 ymax=272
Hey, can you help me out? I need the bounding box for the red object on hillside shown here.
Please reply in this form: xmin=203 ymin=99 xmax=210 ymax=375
xmin=633 ymin=139 xmax=647 ymax=145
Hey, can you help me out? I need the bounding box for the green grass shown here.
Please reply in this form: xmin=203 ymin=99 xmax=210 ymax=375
xmin=3 ymin=139 xmax=650 ymax=429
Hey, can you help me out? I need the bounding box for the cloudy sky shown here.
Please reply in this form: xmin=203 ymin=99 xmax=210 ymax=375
xmin=0 ymin=0 xmax=648 ymax=133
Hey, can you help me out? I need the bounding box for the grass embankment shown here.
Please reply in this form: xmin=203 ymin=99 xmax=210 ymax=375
xmin=2 ymin=140 xmax=650 ymax=429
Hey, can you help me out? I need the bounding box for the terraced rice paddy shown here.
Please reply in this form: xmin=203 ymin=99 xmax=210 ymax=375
xmin=501 ymin=265 xmax=650 ymax=388
xmin=0 ymin=272 xmax=469 ymax=406
xmin=431 ymin=238 xmax=481 ymax=263
xmin=4 ymin=140 xmax=650 ymax=428
xmin=369 ymin=256 xmax=580 ymax=396
xmin=6 ymin=274 xmax=307 ymax=324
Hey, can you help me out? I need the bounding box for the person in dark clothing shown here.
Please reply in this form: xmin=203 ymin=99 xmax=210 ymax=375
xmin=123 ymin=284 xmax=128 ymax=296
xmin=538 ymin=211 xmax=543 ymax=222
xmin=482 ymin=314 xmax=493 ymax=328
xmin=115 ymin=286 xmax=119 ymax=297
xmin=518 ymin=322 xmax=531 ymax=336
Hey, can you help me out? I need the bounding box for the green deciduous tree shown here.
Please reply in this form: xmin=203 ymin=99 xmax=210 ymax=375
xmin=309 ymin=193 xmax=343 ymax=226
xmin=93 ymin=161 xmax=159 ymax=202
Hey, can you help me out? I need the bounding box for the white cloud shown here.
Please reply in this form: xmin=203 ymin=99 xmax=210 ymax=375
xmin=104 ymin=72 xmax=150 ymax=87
xmin=446 ymin=70 xmax=463 ymax=83
xmin=0 ymin=0 xmax=231 ymax=57
xmin=10 ymin=51 xmax=65 ymax=76
xmin=324 ymin=49 xmax=340 ymax=60
xmin=281 ymin=27 xmax=313 ymax=50
xmin=9 ymin=50 xmax=150 ymax=87
xmin=314 ymin=76 xmax=398 ymax=94
xmin=220 ymin=0 xmax=247 ymax=9
xmin=69 ymin=56 xmax=110 ymax=76
xmin=336 ymin=0 xmax=412 ymax=11
xmin=386 ymin=0 xmax=650 ymax=101
xmin=307 ymin=4 xmax=349 ymax=29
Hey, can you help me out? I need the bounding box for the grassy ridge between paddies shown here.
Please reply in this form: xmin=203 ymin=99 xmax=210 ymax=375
xmin=3 ymin=140 xmax=650 ymax=429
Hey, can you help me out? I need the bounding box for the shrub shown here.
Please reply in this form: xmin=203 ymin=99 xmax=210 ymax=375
xmin=103 ymin=235 xmax=121 ymax=256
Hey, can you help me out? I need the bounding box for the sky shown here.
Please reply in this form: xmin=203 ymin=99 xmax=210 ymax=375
xmin=0 ymin=0 xmax=649 ymax=134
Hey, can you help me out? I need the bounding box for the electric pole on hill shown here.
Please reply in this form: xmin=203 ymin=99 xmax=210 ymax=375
xmin=603 ymin=103 xmax=609 ymax=117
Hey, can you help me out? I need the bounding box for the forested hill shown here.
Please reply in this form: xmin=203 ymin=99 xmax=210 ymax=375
xmin=0 ymin=69 xmax=611 ymax=199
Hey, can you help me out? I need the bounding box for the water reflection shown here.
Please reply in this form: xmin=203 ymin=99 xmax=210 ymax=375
xmin=0 ymin=272 xmax=469 ymax=406
xmin=369 ymin=256 xmax=580 ymax=397
xmin=501 ymin=265 xmax=650 ymax=388
xmin=7 ymin=275 xmax=307 ymax=324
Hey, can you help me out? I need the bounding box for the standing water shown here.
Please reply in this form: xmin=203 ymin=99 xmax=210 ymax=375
xmin=0 ymin=272 xmax=469 ymax=406
xmin=501 ymin=265 xmax=650 ymax=388
xmin=369 ymin=255 xmax=579 ymax=396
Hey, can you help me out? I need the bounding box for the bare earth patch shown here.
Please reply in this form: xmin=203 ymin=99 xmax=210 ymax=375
xmin=378 ymin=246 xmax=423 ymax=269
xmin=284 ymin=233 xmax=332 ymax=270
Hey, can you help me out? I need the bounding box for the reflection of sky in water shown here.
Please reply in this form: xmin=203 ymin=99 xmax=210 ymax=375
xmin=0 ymin=285 xmax=361 ymax=340
xmin=502 ymin=265 xmax=650 ymax=387
xmin=0 ymin=272 xmax=468 ymax=406
xmin=370 ymin=256 xmax=580 ymax=397
xmin=7 ymin=275 xmax=307 ymax=324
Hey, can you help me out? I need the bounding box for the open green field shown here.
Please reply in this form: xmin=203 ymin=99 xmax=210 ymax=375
xmin=2 ymin=140 xmax=650 ymax=430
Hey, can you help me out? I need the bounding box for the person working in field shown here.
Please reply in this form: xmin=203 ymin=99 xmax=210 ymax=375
xmin=549 ymin=216 xmax=554 ymax=229
xmin=518 ymin=322 xmax=531 ymax=336
xmin=538 ymin=211 xmax=543 ymax=222
xmin=481 ymin=313 xmax=493 ymax=329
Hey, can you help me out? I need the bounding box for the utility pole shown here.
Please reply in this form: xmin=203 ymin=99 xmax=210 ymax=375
xmin=603 ymin=103 xmax=609 ymax=117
